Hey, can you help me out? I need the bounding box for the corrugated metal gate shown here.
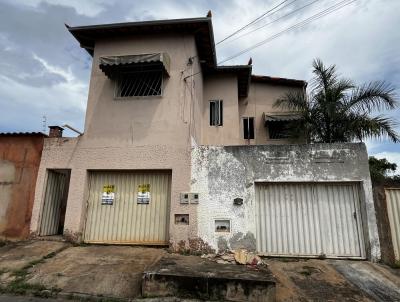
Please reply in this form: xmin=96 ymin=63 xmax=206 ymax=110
xmin=255 ymin=182 xmax=365 ymax=258
xmin=84 ymin=171 xmax=171 ymax=244
xmin=385 ymin=188 xmax=400 ymax=261
xmin=39 ymin=170 xmax=70 ymax=236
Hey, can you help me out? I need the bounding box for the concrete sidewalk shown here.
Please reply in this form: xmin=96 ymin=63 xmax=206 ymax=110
xmin=0 ymin=240 xmax=399 ymax=301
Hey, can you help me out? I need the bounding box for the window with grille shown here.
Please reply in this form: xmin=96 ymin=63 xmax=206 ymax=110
xmin=115 ymin=69 xmax=163 ymax=97
xmin=268 ymin=121 xmax=292 ymax=139
xmin=210 ymin=100 xmax=223 ymax=126
xmin=243 ymin=117 xmax=255 ymax=139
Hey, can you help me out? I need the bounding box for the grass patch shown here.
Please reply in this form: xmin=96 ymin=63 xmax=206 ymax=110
xmin=6 ymin=278 xmax=46 ymax=295
xmin=64 ymin=293 xmax=125 ymax=302
xmin=392 ymin=261 xmax=400 ymax=269
xmin=0 ymin=268 xmax=8 ymax=275
xmin=2 ymin=248 xmax=67 ymax=297
xmin=298 ymin=265 xmax=320 ymax=277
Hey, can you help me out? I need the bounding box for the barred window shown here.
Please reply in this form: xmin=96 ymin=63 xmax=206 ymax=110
xmin=268 ymin=121 xmax=292 ymax=139
xmin=115 ymin=69 xmax=163 ymax=97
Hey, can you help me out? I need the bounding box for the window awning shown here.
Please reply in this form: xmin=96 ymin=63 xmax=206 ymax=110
xmin=99 ymin=53 xmax=170 ymax=78
xmin=263 ymin=113 xmax=302 ymax=123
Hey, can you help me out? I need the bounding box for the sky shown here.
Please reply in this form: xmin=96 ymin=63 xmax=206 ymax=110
xmin=0 ymin=0 xmax=399 ymax=170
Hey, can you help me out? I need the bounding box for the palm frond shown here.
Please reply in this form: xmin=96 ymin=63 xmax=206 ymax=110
xmin=274 ymin=91 xmax=308 ymax=111
xmin=311 ymin=58 xmax=338 ymax=92
xmin=346 ymin=81 xmax=398 ymax=113
xmin=348 ymin=114 xmax=400 ymax=143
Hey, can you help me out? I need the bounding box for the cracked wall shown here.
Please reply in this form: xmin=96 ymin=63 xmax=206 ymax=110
xmin=191 ymin=143 xmax=380 ymax=261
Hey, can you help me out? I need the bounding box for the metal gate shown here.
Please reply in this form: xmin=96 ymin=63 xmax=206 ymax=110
xmin=39 ymin=170 xmax=70 ymax=236
xmin=255 ymin=182 xmax=365 ymax=258
xmin=385 ymin=188 xmax=400 ymax=261
xmin=84 ymin=170 xmax=171 ymax=244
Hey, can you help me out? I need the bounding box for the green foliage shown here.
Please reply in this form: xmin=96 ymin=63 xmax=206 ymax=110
xmin=369 ymin=156 xmax=399 ymax=182
xmin=275 ymin=59 xmax=399 ymax=143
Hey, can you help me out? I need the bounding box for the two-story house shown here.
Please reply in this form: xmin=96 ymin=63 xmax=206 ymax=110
xmin=30 ymin=15 xmax=380 ymax=261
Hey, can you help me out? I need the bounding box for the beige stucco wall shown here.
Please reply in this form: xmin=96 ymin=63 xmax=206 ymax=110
xmin=85 ymin=33 xmax=202 ymax=147
xmin=202 ymin=74 xmax=240 ymax=145
xmin=239 ymin=82 xmax=305 ymax=145
xmin=31 ymin=33 xmax=203 ymax=246
xmin=30 ymin=137 xmax=195 ymax=245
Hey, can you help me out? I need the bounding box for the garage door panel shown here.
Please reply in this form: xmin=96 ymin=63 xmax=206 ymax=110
xmin=84 ymin=171 xmax=170 ymax=244
xmin=256 ymin=182 xmax=364 ymax=258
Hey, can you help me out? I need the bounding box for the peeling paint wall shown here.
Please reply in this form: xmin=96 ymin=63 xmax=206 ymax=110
xmin=191 ymin=143 xmax=380 ymax=261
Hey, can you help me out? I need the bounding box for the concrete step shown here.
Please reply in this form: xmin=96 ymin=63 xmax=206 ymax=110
xmin=142 ymin=255 xmax=276 ymax=302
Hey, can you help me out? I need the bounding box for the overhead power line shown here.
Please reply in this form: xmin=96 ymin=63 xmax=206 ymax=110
xmin=218 ymin=0 xmax=322 ymax=47
xmin=218 ymin=0 xmax=357 ymax=64
xmin=216 ymin=0 xmax=295 ymax=45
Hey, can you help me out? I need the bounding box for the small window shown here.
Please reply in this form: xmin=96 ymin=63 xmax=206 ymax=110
xmin=115 ymin=69 xmax=163 ymax=97
xmin=210 ymin=100 xmax=223 ymax=126
xmin=268 ymin=121 xmax=292 ymax=139
xmin=243 ymin=117 xmax=255 ymax=139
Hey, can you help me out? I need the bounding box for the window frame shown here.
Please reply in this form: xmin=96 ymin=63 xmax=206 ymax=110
xmin=209 ymin=100 xmax=223 ymax=126
xmin=113 ymin=68 xmax=164 ymax=99
xmin=267 ymin=121 xmax=292 ymax=140
xmin=242 ymin=116 xmax=255 ymax=140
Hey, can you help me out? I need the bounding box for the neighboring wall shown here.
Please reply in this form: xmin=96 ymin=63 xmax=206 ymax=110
xmin=372 ymin=180 xmax=400 ymax=266
xmin=240 ymin=82 xmax=305 ymax=145
xmin=0 ymin=135 xmax=44 ymax=239
xmin=191 ymin=143 xmax=380 ymax=261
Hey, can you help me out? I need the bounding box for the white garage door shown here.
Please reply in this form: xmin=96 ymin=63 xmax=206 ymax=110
xmin=84 ymin=170 xmax=171 ymax=245
xmin=255 ymin=182 xmax=365 ymax=258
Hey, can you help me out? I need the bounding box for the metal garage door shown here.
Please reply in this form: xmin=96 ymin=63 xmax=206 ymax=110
xmin=84 ymin=171 xmax=171 ymax=244
xmin=256 ymin=182 xmax=365 ymax=258
xmin=385 ymin=188 xmax=400 ymax=261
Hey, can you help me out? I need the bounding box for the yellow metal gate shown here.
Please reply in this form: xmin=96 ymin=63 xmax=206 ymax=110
xmin=84 ymin=171 xmax=171 ymax=244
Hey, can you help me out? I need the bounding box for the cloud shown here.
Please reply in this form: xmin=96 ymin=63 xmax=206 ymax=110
xmin=0 ymin=0 xmax=398 ymax=156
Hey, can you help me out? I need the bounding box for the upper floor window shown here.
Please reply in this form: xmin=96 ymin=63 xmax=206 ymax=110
xmin=243 ymin=117 xmax=255 ymax=139
xmin=268 ymin=121 xmax=291 ymax=139
xmin=210 ymin=100 xmax=223 ymax=126
xmin=99 ymin=53 xmax=170 ymax=98
xmin=115 ymin=69 xmax=163 ymax=98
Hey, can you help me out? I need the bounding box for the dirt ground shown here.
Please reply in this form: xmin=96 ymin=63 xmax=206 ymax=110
xmin=265 ymin=258 xmax=400 ymax=302
xmin=0 ymin=240 xmax=399 ymax=301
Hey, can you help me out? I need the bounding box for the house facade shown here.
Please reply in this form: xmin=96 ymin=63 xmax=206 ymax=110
xmin=30 ymin=16 xmax=380 ymax=260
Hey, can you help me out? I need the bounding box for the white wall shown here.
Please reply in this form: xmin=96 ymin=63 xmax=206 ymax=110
xmin=191 ymin=143 xmax=380 ymax=261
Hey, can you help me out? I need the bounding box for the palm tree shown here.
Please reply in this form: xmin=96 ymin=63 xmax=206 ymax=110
xmin=274 ymin=59 xmax=399 ymax=143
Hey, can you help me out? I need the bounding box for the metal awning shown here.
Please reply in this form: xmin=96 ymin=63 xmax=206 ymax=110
xmin=263 ymin=113 xmax=302 ymax=123
xmin=99 ymin=53 xmax=170 ymax=78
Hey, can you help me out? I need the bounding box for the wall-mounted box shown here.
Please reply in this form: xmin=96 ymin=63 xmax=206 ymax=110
xmin=175 ymin=214 xmax=189 ymax=225
xmin=180 ymin=193 xmax=189 ymax=204
xmin=215 ymin=219 xmax=231 ymax=233
xmin=190 ymin=193 xmax=199 ymax=204
xmin=233 ymin=197 xmax=243 ymax=206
